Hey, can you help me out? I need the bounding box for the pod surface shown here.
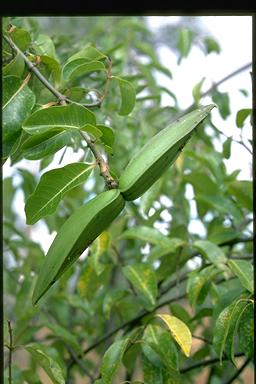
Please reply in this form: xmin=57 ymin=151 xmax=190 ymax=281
xmin=119 ymin=104 xmax=215 ymax=201
xmin=32 ymin=189 xmax=125 ymax=305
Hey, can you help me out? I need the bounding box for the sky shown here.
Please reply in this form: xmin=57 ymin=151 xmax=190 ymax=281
xmin=3 ymin=16 xmax=253 ymax=253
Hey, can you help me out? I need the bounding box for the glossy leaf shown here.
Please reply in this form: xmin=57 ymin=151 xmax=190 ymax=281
xmin=236 ymin=108 xmax=251 ymax=128
xmin=121 ymin=225 xmax=184 ymax=250
xmin=213 ymin=295 xmax=250 ymax=364
xmin=227 ymin=260 xmax=253 ymax=293
xmin=113 ymin=76 xmax=136 ymax=116
xmin=67 ymin=45 xmax=106 ymax=63
xmin=62 ymin=59 xmax=105 ymax=82
xmin=142 ymin=352 xmax=180 ymax=384
xmin=40 ymin=55 xmax=61 ymax=84
xmin=203 ymin=37 xmax=221 ymax=54
xmin=193 ymin=240 xmax=227 ymax=269
xmin=192 ymin=77 xmax=205 ymax=104
xmin=96 ymin=124 xmax=115 ymax=148
xmin=21 ymin=129 xmax=71 ymax=160
xmin=143 ymin=324 xmax=179 ymax=372
xmin=227 ymin=180 xmax=252 ymax=211
xmin=10 ymin=28 xmax=31 ymax=51
xmin=177 ymin=28 xmax=194 ymax=63
xmin=141 ymin=178 xmax=163 ymax=216
xmin=238 ymin=303 xmax=254 ymax=358
xmin=46 ymin=322 xmax=82 ymax=354
xmin=3 ymin=52 xmax=25 ymax=77
xmin=25 ymin=162 xmax=94 ymax=224
xmin=3 ymin=76 xmax=35 ymax=159
xmin=89 ymin=231 xmax=109 ymax=275
xmin=26 ymin=343 xmax=65 ymax=384
xmin=196 ymin=194 xmax=243 ymax=222
xmin=156 ymin=314 xmax=192 ymax=357
xmin=101 ymin=338 xmax=130 ymax=384
xmin=212 ymin=90 xmax=230 ymax=119
xmin=122 ymin=263 xmax=158 ymax=310
xmin=223 ymin=137 xmax=232 ymax=159
xmin=22 ymin=103 xmax=96 ymax=135
xmin=187 ymin=265 xmax=221 ymax=307
xmin=103 ymin=288 xmax=129 ymax=319
xmin=33 ymin=34 xmax=56 ymax=58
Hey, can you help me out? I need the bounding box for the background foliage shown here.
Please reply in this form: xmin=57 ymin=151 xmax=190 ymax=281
xmin=3 ymin=16 xmax=253 ymax=383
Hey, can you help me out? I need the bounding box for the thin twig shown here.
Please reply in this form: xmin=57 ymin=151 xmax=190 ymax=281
xmin=223 ymin=358 xmax=251 ymax=384
xmin=180 ymin=352 xmax=245 ymax=374
xmin=177 ymin=62 xmax=252 ymax=118
xmin=7 ymin=320 xmax=13 ymax=384
xmin=79 ymin=130 xmax=118 ymax=189
xmin=3 ymin=34 xmax=66 ymax=104
xmin=66 ymin=346 xmax=94 ymax=382
xmin=3 ymin=33 xmax=102 ymax=108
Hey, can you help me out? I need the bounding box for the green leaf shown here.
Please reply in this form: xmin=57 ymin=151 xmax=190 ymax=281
xmin=203 ymin=37 xmax=221 ymax=54
xmin=227 ymin=180 xmax=252 ymax=211
xmin=212 ymin=90 xmax=230 ymax=119
xmin=67 ymin=45 xmax=106 ymax=63
xmin=170 ymin=303 xmax=191 ymax=324
xmin=10 ymin=28 xmax=31 ymax=51
xmin=196 ymin=194 xmax=243 ymax=222
xmin=122 ymin=263 xmax=158 ymax=310
xmin=40 ymin=55 xmax=61 ymax=85
xmin=177 ymin=28 xmax=194 ymax=63
xmin=121 ymin=226 xmax=184 ymax=250
xmin=33 ymin=34 xmax=56 ymax=58
xmin=187 ymin=265 xmax=221 ymax=307
xmin=113 ymin=76 xmax=136 ymax=116
xmin=143 ymin=324 xmax=179 ymax=372
xmin=62 ymin=59 xmax=105 ymax=82
xmin=193 ymin=240 xmax=227 ymax=269
xmin=141 ymin=178 xmax=163 ymax=216
xmin=45 ymin=322 xmax=82 ymax=354
xmin=156 ymin=314 xmax=192 ymax=357
xmin=213 ymin=295 xmax=251 ymax=364
xmin=184 ymin=171 xmax=218 ymax=195
xmin=3 ymin=76 xmax=35 ymax=159
xmin=223 ymin=137 xmax=232 ymax=159
xmin=103 ymin=288 xmax=129 ymax=319
xmin=3 ymin=52 xmax=25 ymax=77
xmin=89 ymin=231 xmax=109 ymax=275
xmin=21 ymin=129 xmax=71 ymax=160
xmin=238 ymin=303 xmax=254 ymax=359
xmin=142 ymin=352 xmax=179 ymax=384
xmin=18 ymin=168 xmax=37 ymax=202
xmin=80 ymin=124 xmax=103 ymax=139
xmin=25 ymin=162 xmax=94 ymax=224
xmin=96 ymin=124 xmax=115 ymax=148
xmin=227 ymin=260 xmax=253 ymax=293
xmin=26 ymin=343 xmax=65 ymax=384
xmin=22 ymin=103 xmax=96 ymax=135
xmin=192 ymin=77 xmax=205 ymax=104
xmin=236 ymin=108 xmax=251 ymax=128
xmin=101 ymin=338 xmax=130 ymax=384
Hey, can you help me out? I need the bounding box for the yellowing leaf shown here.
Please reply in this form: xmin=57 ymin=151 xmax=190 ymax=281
xmin=156 ymin=314 xmax=192 ymax=357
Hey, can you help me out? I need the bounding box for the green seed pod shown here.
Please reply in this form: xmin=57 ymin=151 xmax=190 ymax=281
xmin=32 ymin=189 xmax=125 ymax=305
xmin=119 ymin=104 xmax=216 ymax=201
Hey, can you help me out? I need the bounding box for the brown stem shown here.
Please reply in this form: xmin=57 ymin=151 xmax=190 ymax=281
xmin=180 ymin=352 xmax=245 ymax=374
xmin=79 ymin=131 xmax=118 ymax=189
xmin=224 ymin=357 xmax=251 ymax=384
xmin=7 ymin=320 xmax=13 ymax=384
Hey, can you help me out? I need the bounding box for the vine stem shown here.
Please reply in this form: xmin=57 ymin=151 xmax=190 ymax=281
xmin=7 ymin=320 xmax=13 ymax=384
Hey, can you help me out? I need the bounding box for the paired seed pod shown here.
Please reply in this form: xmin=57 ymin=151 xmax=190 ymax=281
xmin=32 ymin=189 xmax=125 ymax=305
xmin=119 ymin=104 xmax=216 ymax=201
xmin=32 ymin=105 xmax=215 ymax=304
